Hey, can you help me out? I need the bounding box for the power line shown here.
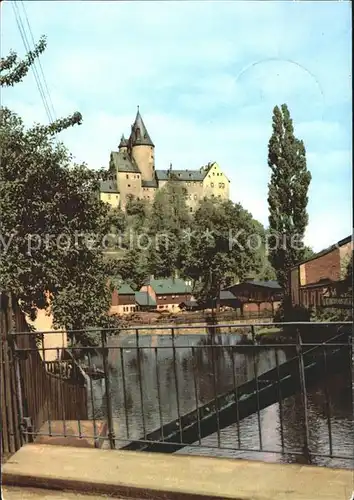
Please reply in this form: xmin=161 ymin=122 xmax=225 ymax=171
xmin=11 ymin=1 xmax=54 ymax=124
xmin=19 ymin=0 xmax=56 ymax=121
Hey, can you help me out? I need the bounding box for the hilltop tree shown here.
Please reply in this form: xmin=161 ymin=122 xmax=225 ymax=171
xmin=0 ymin=36 xmax=119 ymax=341
xmin=148 ymin=179 xmax=191 ymax=278
xmin=267 ymin=104 xmax=311 ymax=290
xmin=185 ymin=198 xmax=262 ymax=308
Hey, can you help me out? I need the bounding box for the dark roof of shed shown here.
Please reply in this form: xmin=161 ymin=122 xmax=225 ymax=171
xmin=245 ymin=280 xmax=281 ymax=289
xmin=219 ymin=290 xmax=237 ymax=300
xmin=226 ymin=280 xmax=282 ymax=290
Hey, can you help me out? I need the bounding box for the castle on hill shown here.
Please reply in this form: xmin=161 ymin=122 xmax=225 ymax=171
xmin=100 ymin=107 xmax=230 ymax=211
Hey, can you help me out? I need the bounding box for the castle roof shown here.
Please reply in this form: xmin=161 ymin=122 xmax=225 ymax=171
xmin=100 ymin=180 xmax=119 ymax=193
xmin=156 ymin=169 xmax=206 ymax=182
xmin=142 ymin=178 xmax=158 ymax=188
xmin=129 ymin=107 xmax=154 ymax=147
xmin=119 ymin=134 xmax=128 ymax=148
xmin=110 ymin=151 xmax=140 ymax=174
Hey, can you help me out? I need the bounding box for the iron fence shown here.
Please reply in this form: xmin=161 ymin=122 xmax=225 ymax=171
xmin=7 ymin=321 xmax=353 ymax=467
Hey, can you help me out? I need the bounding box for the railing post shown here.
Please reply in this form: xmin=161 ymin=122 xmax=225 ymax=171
xmin=251 ymin=325 xmax=256 ymax=344
xmin=296 ymin=329 xmax=311 ymax=463
xmin=101 ymin=330 xmax=115 ymax=450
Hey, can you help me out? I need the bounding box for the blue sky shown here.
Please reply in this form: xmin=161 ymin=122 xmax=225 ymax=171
xmin=1 ymin=1 xmax=352 ymax=251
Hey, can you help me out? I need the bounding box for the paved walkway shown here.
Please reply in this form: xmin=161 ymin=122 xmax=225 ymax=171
xmin=2 ymin=444 xmax=353 ymax=500
xmin=1 ymin=486 xmax=135 ymax=499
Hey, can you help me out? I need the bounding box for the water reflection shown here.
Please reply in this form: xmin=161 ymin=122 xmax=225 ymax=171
xmin=88 ymin=333 xmax=353 ymax=468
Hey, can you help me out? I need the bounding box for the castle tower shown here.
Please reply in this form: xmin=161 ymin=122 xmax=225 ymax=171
xmin=118 ymin=134 xmax=128 ymax=153
xmin=128 ymin=106 xmax=155 ymax=181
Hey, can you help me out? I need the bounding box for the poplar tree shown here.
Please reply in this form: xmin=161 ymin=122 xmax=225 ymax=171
xmin=267 ymin=104 xmax=311 ymax=290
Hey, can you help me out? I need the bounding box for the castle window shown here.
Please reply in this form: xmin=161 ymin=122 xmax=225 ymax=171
xmin=116 ymin=195 xmax=119 ymax=199
xmin=126 ymin=174 xmax=129 ymax=179
xmin=137 ymin=175 xmax=139 ymax=179
xmin=108 ymin=194 xmax=111 ymax=200
xmin=193 ymin=194 xmax=197 ymax=200
xmin=135 ymin=128 xmax=141 ymax=140
xmin=190 ymin=207 xmax=193 ymax=212
xmin=211 ymin=183 xmax=214 ymax=188
xmin=128 ymin=184 xmax=131 ymax=187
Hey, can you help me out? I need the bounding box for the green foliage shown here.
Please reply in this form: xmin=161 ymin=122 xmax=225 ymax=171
xmin=267 ymin=104 xmax=312 ymax=289
xmin=147 ymin=180 xmax=191 ymax=278
xmin=106 ymin=184 xmax=276 ymax=301
xmin=0 ymin=35 xmax=47 ymax=87
xmin=0 ymin=39 xmax=120 ymax=343
xmin=274 ymin=296 xmax=310 ymax=323
xmin=185 ymin=198 xmax=263 ymax=306
xmin=302 ymin=246 xmax=315 ymax=261
xmin=125 ymin=195 xmax=148 ymax=228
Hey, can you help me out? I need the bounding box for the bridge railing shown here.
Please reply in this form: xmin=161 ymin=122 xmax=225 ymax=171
xmin=8 ymin=321 xmax=352 ymax=467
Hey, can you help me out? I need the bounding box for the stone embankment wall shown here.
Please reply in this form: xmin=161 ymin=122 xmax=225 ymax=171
xmin=122 ymin=317 xmax=273 ymax=336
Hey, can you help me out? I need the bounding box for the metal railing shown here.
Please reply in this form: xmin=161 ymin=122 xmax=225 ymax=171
xmin=7 ymin=321 xmax=353 ymax=467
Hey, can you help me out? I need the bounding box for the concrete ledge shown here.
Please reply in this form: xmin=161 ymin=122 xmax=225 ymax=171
xmin=2 ymin=444 xmax=353 ymax=500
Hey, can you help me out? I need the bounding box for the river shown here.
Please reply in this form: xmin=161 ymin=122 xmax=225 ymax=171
xmin=88 ymin=332 xmax=353 ymax=469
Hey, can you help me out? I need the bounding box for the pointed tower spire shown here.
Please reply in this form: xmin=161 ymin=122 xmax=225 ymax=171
xmin=118 ymin=134 xmax=128 ymax=149
xmin=129 ymin=107 xmax=154 ymax=147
